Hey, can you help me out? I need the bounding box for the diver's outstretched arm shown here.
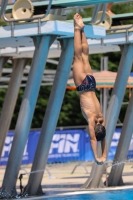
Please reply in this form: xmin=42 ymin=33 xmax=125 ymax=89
xmin=88 ymin=120 xmax=106 ymax=165
xmin=101 ymin=138 xmax=107 ymax=161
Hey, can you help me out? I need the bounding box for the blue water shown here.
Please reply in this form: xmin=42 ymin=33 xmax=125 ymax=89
xmin=45 ymin=189 xmax=133 ymax=200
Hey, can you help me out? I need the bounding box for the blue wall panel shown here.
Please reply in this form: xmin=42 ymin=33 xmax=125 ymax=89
xmin=0 ymin=128 xmax=133 ymax=165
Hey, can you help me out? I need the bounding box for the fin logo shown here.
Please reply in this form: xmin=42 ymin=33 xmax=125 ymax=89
xmin=2 ymin=135 xmax=28 ymax=158
xmin=49 ymin=133 xmax=80 ymax=154
xmin=1 ymin=136 xmax=13 ymax=157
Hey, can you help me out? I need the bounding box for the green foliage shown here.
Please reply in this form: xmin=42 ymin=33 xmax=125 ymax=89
xmin=112 ymin=2 xmax=133 ymax=25
xmin=89 ymin=54 xmax=102 ymax=71
xmin=10 ymin=88 xmax=25 ymax=129
xmin=112 ymin=2 xmax=133 ymax=14
xmin=104 ymin=52 xmax=121 ymax=72
xmin=0 ymin=19 xmax=7 ymax=26
xmin=58 ymin=90 xmax=87 ymax=126
xmin=9 ymin=85 xmax=51 ymax=129
xmin=66 ymin=7 xmax=93 ymax=20
xmin=0 ymin=89 xmax=7 ymax=111
xmin=31 ymin=86 xmax=51 ymax=128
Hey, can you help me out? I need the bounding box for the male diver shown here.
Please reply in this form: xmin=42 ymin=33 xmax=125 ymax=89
xmin=73 ymin=13 xmax=106 ymax=165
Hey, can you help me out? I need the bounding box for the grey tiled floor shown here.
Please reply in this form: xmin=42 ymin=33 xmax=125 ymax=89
xmin=0 ymin=161 xmax=133 ymax=198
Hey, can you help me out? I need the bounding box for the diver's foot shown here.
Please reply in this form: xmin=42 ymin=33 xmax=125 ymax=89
xmin=106 ymin=10 xmax=115 ymax=16
xmin=74 ymin=13 xmax=84 ymax=30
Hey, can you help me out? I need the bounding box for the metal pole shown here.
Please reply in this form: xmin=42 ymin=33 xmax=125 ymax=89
xmin=1 ymin=35 xmax=56 ymax=197
xmin=103 ymin=88 xmax=108 ymax=119
xmin=100 ymin=57 xmax=104 ymax=116
xmin=83 ymin=44 xmax=133 ymax=188
xmin=25 ymin=38 xmax=74 ymax=196
xmin=102 ymin=57 xmax=108 ymax=119
xmin=0 ymin=58 xmax=28 ymax=158
xmin=91 ymin=4 xmax=102 ymax=24
xmin=0 ymin=57 xmax=8 ymax=78
xmin=100 ymin=57 xmax=108 ymax=121
xmin=0 ymin=0 xmax=8 ymax=17
xmin=106 ymin=44 xmax=133 ymax=152
xmin=108 ymin=88 xmax=133 ymax=186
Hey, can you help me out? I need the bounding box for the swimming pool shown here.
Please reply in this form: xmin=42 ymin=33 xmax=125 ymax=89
xmin=44 ymin=189 xmax=133 ymax=200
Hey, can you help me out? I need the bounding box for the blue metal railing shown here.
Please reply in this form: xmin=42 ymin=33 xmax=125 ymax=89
xmin=0 ymin=0 xmax=8 ymax=17
xmin=90 ymin=3 xmax=107 ymax=24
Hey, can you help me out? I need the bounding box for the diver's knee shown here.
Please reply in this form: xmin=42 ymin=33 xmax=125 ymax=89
xmin=74 ymin=54 xmax=82 ymax=62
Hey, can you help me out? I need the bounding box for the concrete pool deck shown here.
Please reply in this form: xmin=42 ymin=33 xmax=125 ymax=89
xmin=0 ymin=161 xmax=133 ymax=198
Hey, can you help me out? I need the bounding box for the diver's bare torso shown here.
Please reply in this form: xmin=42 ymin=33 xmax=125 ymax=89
xmin=79 ymin=91 xmax=104 ymax=125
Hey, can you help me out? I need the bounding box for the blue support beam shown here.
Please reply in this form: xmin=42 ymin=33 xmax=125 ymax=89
xmin=0 ymin=58 xmax=29 ymax=158
xmin=25 ymin=38 xmax=74 ymax=196
xmin=83 ymin=44 xmax=133 ymax=188
xmin=1 ymin=35 xmax=56 ymax=197
xmin=106 ymin=44 xmax=133 ymax=152
xmin=108 ymin=88 xmax=133 ymax=186
xmin=0 ymin=57 xmax=8 ymax=78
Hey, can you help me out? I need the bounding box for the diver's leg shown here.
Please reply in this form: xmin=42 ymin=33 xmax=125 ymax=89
xmin=73 ymin=13 xmax=86 ymax=86
xmin=81 ymin=30 xmax=93 ymax=75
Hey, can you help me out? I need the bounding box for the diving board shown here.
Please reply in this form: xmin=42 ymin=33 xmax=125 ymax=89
xmin=0 ymin=20 xmax=105 ymax=39
xmin=2 ymin=28 xmax=133 ymax=58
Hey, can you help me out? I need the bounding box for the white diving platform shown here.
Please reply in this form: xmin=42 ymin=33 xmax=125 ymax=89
xmin=0 ymin=19 xmax=106 ymax=57
xmin=0 ymin=20 xmax=105 ymax=39
xmin=1 ymin=25 xmax=133 ymax=58
xmin=1 ymin=1 xmax=133 ymax=58
xmin=1 ymin=0 xmax=133 ymax=58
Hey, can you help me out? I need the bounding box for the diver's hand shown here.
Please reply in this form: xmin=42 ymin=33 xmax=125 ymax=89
xmin=95 ymin=159 xmax=104 ymax=165
xmin=95 ymin=157 xmax=106 ymax=165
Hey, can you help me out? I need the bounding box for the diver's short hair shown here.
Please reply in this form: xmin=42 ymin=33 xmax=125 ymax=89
xmin=95 ymin=124 xmax=106 ymax=141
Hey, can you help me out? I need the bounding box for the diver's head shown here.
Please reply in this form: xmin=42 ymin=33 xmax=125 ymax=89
xmin=95 ymin=124 xmax=106 ymax=141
